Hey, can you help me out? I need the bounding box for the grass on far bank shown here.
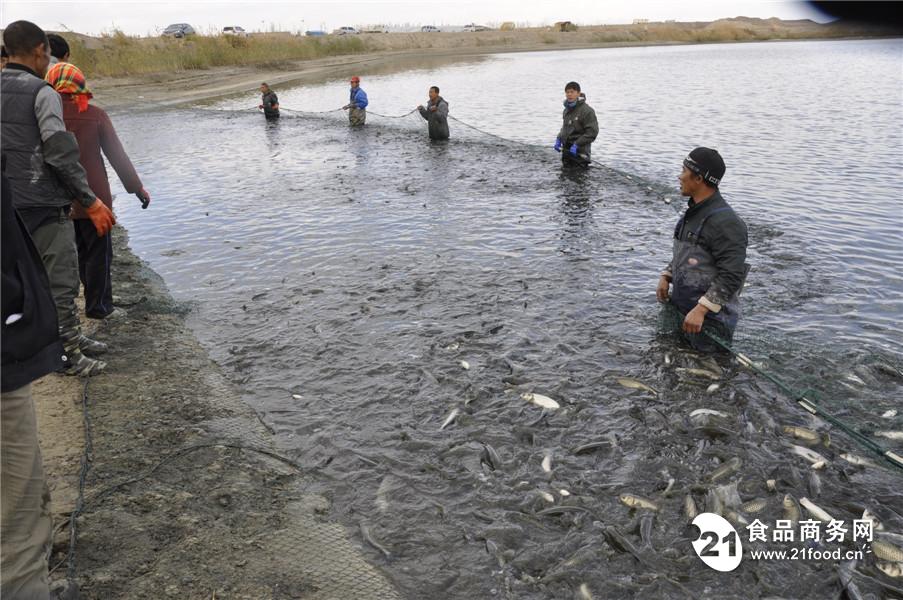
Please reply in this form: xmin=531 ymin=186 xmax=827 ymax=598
xmin=67 ymin=31 xmax=366 ymax=78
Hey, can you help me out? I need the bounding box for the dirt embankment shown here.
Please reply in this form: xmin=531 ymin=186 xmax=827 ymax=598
xmin=35 ymin=228 xmax=400 ymax=599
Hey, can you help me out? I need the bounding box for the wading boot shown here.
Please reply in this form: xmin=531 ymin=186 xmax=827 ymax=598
xmin=59 ymin=313 xmax=106 ymax=376
xmin=78 ymin=333 xmax=108 ymax=356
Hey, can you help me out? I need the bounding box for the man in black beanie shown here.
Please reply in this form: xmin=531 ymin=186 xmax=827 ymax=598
xmin=657 ymin=147 xmax=749 ymax=352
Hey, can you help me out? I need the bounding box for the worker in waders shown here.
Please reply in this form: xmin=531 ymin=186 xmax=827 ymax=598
xmin=554 ymin=81 xmax=598 ymax=167
xmin=343 ymin=76 xmax=368 ymax=126
xmin=258 ymin=82 xmax=279 ymax=120
xmin=417 ymin=86 xmax=449 ymax=141
xmin=657 ymin=147 xmax=749 ymax=353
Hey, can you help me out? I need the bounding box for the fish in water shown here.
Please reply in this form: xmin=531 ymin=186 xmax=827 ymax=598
xmin=684 ymin=495 xmax=699 ymax=520
xmin=782 ymin=426 xmax=821 ymax=444
xmin=790 ymin=445 xmax=829 ymax=467
xmin=360 ymin=522 xmax=391 ymax=558
xmin=862 ymin=509 xmax=885 ymax=531
xmin=741 ymin=498 xmax=769 ymax=514
xmin=619 ymin=493 xmax=660 ymax=512
xmin=440 ymin=408 xmax=459 ymax=430
xmin=808 ymin=471 xmax=822 ymax=498
xmin=876 ymin=561 xmax=903 ymax=578
xmin=559 ymin=489 xmax=571 ymax=497
xmin=782 ymin=494 xmax=801 ymax=526
xmin=872 ymin=540 xmax=903 ymax=562
xmin=676 ymin=367 xmax=721 ymax=381
xmin=766 ymin=479 xmax=777 ymax=492
xmin=521 ymin=392 xmax=560 ymax=410
xmin=708 ymin=457 xmax=741 ymax=482
xmin=706 ymin=383 xmax=721 ymax=394
xmin=840 ymin=453 xmax=874 ymax=467
xmin=689 ymin=408 xmax=730 ymax=419
xmin=616 ymin=378 xmax=657 ymax=395
xmin=481 ymin=443 xmax=502 ymax=471
xmin=375 ymin=476 xmax=391 ymax=512
xmin=537 ymin=506 xmax=591 ymax=517
xmin=800 ymin=497 xmax=834 ymax=522
xmin=573 ymin=440 xmax=612 ymax=455
xmin=459 ymin=360 xmax=470 ymax=370
xmin=705 ymin=489 xmax=723 ymax=516
xmin=882 ymin=409 xmax=898 ymax=419
xmin=875 ymin=431 xmax=903 ymax=441
xmin=664 ymin=353 xmax=673 ymax=366
xmin=539 ymin=491 xmax=555 ymax=503
xmin=541 ymin=452 xmax=552 ymax=473
xmin=578 ymin=583 xmax=594 ymax=600
xmin=291 ymin=393 xmax=303 ymax=400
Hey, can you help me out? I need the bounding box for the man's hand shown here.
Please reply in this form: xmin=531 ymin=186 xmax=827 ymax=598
xmin=342 ymin=104 xmax=350 ymax=110
xmin=429 ymin=106 xmax=437 ymax=112
xmin=683 ymin=304 xmax=709 ymax=334
xmin=136 ymin=188 xmax=151 ymax=210
xmin=569 ymin=143 xmax=579 ymax=156
xmin=417 ymin=105 xmax=423 ymax=110
xmin=85 ymin=199 xmax=115 ymax=237
xmin=553 ymin=138 xmax=562 ymax=152
xmin=258 ymin=104 xmax=264 ymax=109
xmin=656 ymin=276 xmax=670 ymax=303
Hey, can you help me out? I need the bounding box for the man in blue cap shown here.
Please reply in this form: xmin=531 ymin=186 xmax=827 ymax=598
xmin=657 ymin=147 xmax=749 ymax=352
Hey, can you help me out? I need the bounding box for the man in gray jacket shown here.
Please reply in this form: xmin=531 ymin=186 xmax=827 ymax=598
xmin=417 ymin=86 xmax=449 ymax=141
xmin=554 ymin=81 xmax=598 ymax=167
xmin=1 ymin=20 xmax=115 ymax=376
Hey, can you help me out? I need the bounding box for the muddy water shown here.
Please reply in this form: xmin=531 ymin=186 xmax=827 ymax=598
xmin=110 ymin=39 xmax=901 ymax=598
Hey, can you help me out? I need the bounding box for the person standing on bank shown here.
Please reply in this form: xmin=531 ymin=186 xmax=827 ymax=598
xmin=417 ymin=86 xmax=449 ymax=141
xmin=1 ymin=20 xmax=115 ymax=376
xmin=554 ymin=81 xmax=598 ymax=167
xmin=657 ymin=147 xmax=749 ymax=353
xmin=45 ymin=62 xmax=151 ymax=322
xmin=258 ymin=82 xmax=279 ymax=119
xmin=343 ymin=76 xmax=368 ymax=126
xmin=47 ymin=33 xmax=69 ymax=64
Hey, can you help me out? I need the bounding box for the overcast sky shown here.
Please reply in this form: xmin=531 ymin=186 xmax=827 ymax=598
xmin=2 ymin=1 xmax=829 ymax=35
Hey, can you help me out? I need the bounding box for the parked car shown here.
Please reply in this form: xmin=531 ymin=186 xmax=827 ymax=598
xmin=361 ymin=25 xmax=390 ymax=33
xmin=420 ymin=25 xmax=441 ymax=33
xmin=222 ymin=26 xmax=249 ymax=37
xmin=162 ymin=23 xmax=196 ymax=38
xmin=463 ymin=23 xmax=490 ymax=32
xmin=332 ymin=26 xmax=359 ymax=35
xmin=304 ymin=30 xmax=327 ymax=36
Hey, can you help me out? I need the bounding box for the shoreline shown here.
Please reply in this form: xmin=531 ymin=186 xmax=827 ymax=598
xmin=35 ymin=228 xmax=401 ymax=598
xmin=89 ymin=35 xmax=898 ymax=111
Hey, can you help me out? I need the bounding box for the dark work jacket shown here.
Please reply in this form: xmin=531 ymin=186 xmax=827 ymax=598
xmin=557 ymin=98 xmax=599 ymax=156
xmin=418 ymin=96 xmax=449 ymax=140
xmin=1 ymin=165 xmax=65 ymax=392
xmin=261 ymin=90 xmax=279 ymax=118
xmin=665 ymin=190 xmax=749 ymax=309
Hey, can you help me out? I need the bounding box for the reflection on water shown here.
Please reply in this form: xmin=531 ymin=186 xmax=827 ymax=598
xmin=109 ymin=38 xmax=901 ymax=599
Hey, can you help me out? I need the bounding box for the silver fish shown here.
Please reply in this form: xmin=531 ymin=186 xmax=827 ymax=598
xmin=876 ymin=561 xmax=903 ymax=578
xmin=539 ymin=491 xmax=555 ymax=503
xmin=616 ymin=378 xmax=657 ymax=395
xmin=800 ymin=497 xmax=834 ymax=522
xmin=783 ymin=426 xmax=821 ymax=444
xmin=689 ymin=408 xmax=730 ymax=419
xmin=808 ymin=471 xmax=822 ymax=498
xmin=541 ymin=452 xmax=552 ymax=473
xmin=573 ymin=440 xmax=612 ymax=455
xmin=782 ymin=494 xmax=801 ymax=526
xmin=766 ymin=479 xmax=777 ymax=492
xmin=724 ymin=509 xmax=749 ymax=527
xmin=578 ymin=583 xmax=594 ymax=600
xmin=559 ymin=489 xmax=571 ymax=497
xmin=676 ymin=367 xmax=721 ymax=381
xmin=741 ymin=498 xmax=769 ymax=514
xmin=708 ymin=457 xmax=742 ymax=482
xmin=459 ymin=360 xmax=470 ymax=370
xmin=882 ymin=409 xmax=898 ymax=419
xmin=619 ymin=493 xmax=660 ymax=511
xmin=683 ymin=494 xmax=699 ymax=520
xmin=862 ymin=509 xmax=885 ymax=531
xmin=872 ymin=540 xmax=903 ymax=562
xmin=440 ymin=407 xmax=459 ymax=430
xmin=664 ymin=353 xmax=673 ymax=366
xmin=360 ymin=522 xmax=391 ymax=558
xmin=706 ymin=383 xmax=721 ymax=394
xmin=875 ymin=430 xmax=903 ymax=441
xmin=521 ymin=392 xmax=560 ymax=410
xmin=705 ymin=489 xmax=724 ymax=516
xmin=841 ymin=453 xmax=874 ymax=467
xmin=375 ymin=476 xmax=391 ymax=512
xmin=790 ymin=444 xmax=829 ymax=467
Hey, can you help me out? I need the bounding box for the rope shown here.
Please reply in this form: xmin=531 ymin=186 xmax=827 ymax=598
xmin=447 ymin=115 xmax=547 ymax=148
xmin=365 ymin=108 xmax=419 ymax=119
xmin=662 ymin=198 xmax=903 ymax=471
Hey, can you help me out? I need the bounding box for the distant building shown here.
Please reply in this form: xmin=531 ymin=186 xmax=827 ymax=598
xmin=632 ymin=18 xmax=649 ymax=24
xmin=500 ymin=21 xmax=516 ymax=31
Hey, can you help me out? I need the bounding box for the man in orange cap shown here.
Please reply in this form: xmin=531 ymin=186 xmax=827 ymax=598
xmin=343 ymin=75 xmax=368 ymax=126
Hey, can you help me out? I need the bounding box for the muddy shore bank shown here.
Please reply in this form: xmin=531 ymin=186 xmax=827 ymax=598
xmin=36 ymin=229 xmax=400 ymax=598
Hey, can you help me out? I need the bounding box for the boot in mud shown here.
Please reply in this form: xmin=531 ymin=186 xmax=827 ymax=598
xmin=77 ymin=334 xmax=109 ymax=356
xmin=59 ymin=313 xmax=107 ymax=376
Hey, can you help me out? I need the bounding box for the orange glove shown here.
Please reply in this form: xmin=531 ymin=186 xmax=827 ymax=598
xmin=85 ymin=199 xmax=115 ymax=237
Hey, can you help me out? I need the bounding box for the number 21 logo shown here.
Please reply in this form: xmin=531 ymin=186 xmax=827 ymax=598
xmin=691 ymin=513 xmax=744 ymax=572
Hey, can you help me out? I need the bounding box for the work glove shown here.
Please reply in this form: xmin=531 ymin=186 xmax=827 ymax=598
xmin=136 ymin=188 xmax=151 ymax=210
xmin=258 ymin=104 xmax=263 ymax=109
xmin=569 ymin=143 xmax=579 ymax=156
xmin=553 ymin=139 xmax=562 ymax=152
xmin=85 ymin=199 xmax=115 ymax=237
